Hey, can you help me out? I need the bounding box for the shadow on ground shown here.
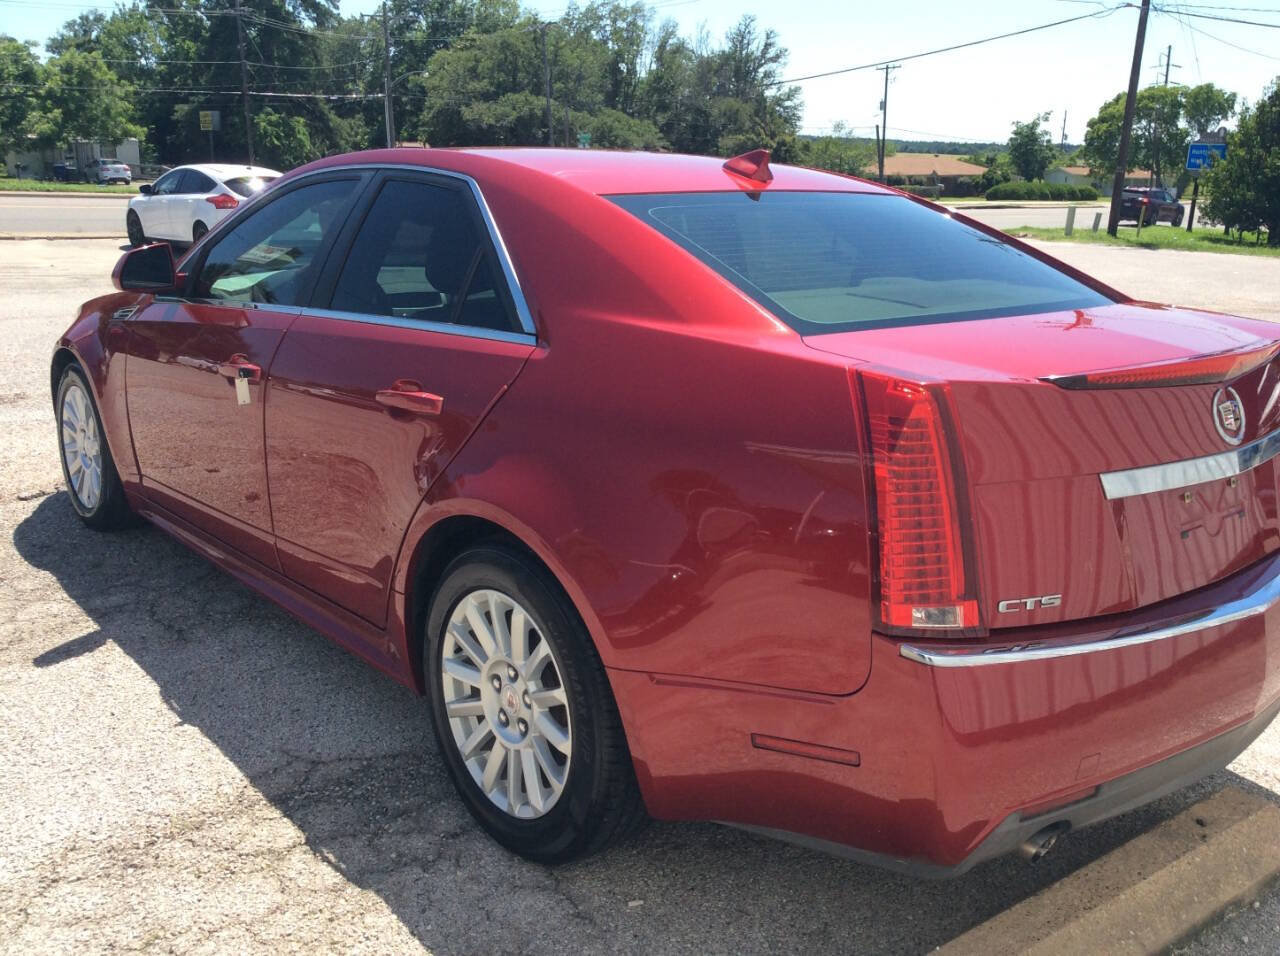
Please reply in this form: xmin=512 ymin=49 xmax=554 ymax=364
xmin=13 ymin=493 xmax=1272 ymax=954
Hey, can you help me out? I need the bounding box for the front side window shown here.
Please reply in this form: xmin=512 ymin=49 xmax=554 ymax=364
xmin=192 ymin=178 xmax=359 ymax=305
xmin=152 ymin=170 xmax=182 ymax=196
xmin=328 ymin=178 xmax=517 ymax=332
xmin=610 ymin=191 xmax=1113 ymax=333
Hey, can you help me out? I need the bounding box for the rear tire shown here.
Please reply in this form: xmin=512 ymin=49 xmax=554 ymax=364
xmin=425 ymin=546 xmax=646 ymax=863
xmin=192 ymin=221 xmax=208 ymax=243
xmin=126 ymin=211 xmax=146 ymax=247
xmin=56 ymin=365 xmax=134 ymax=531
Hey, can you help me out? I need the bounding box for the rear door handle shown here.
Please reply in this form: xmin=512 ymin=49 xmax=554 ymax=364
xmin=217 ymin=354 xmax=262 ymax=382
xmin=376 ymin=380 xmax=444 ymax=416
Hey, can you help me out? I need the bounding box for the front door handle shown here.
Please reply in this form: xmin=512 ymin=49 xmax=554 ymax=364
xmin=376 ymin=380 xmax=444 ymax=416
xmin=217 ymin=354 xmax=262 ymax=382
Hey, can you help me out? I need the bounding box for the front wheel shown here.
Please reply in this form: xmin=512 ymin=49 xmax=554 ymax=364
xmin=126 ymin=211 xmax=146 ymax=247
xmin=56 ymin=366 xmax=133 ymax=530
xmin=425 ymin=546 xmax=646 ymax=862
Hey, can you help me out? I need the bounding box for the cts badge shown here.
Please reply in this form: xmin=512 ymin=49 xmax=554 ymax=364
xmin=997 ymin=594 xmax=1063 ymax=613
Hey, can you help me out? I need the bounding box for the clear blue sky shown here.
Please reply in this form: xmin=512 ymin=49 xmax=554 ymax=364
xmin=3 ymin=0 xmax=1277 ymax=144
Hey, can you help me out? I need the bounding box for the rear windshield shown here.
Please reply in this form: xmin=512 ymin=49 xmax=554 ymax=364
xmin=609 ymin=191 xmax=1112 ymax=333
xmin=225 ymin=175 xmax=279 ymax=198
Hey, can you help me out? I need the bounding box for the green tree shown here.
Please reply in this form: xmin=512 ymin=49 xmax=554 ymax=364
xmin=1007 ymin=113 xmax=1056 ymax=180
xmin=1081 ymin=86 xmax=1194 ymax=183
xmin=0 ymin=36 xmax=42 ymax=156
xmin=798 ymin=122 xmax=875 ymax=176
xmin=1202 ymin=77 xmax=1280 ymax=245
xmin=1183 ymin=82 xmax=1236 ymax=139
xmin=1134 ymin=84 xmax=1187 ymax=184
xmin=30 ymin=49 xmax=144 ymax=147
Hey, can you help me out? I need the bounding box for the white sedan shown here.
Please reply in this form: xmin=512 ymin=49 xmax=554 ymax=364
xmin=126 ymin=163 xmax=281 ymax=247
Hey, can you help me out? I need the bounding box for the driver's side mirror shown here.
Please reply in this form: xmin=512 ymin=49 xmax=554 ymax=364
xmin=138 ymin=183 xmax=153 ymax=195
xmin=113 ymin=243 xmax=177 ymax=293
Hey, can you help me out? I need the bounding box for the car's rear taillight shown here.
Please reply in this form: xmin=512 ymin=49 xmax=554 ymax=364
xmin=208 ymin=193 xmax=239 ymax=210
xmin=859 ymin=371 xmax=978 ymax=631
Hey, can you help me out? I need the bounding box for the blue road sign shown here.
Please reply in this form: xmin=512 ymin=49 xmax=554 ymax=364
xmin=1186 ymin=142 xmax=1227 ymax=171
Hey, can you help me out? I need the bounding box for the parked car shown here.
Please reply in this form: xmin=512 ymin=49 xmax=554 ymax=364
xmin=51 ymin=162 xmax=76 ymax=183
xmin=54 ymin=148 xmax=1280 ymax=874
xmin=126 ymin=163 xmax=280 ymax=247
xmin=81 ymin=158 xmax=133 ymax=185
xmin=1120 ymin=186 xmax=1184 ymax=226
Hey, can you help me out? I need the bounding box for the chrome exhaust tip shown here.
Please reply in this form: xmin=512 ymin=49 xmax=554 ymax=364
xmin=1019 ymin=823 xmax=1068 ymax=862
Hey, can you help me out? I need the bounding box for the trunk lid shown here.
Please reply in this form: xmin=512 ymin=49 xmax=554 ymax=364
xmin=809 ymin=302 xmax=1280 ymax=630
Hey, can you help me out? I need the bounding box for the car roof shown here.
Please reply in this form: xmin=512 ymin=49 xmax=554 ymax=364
xmin=293 ymin=147 xmax=897 ymax=197
xmin=170 ymin=163 xmax=282 ymax=181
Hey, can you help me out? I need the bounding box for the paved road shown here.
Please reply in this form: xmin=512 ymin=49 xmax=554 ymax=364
xmin=960 ymin=202 xmax=1112 ymax=231
xmin=0 ymin=239 xmax=1276 ymax=954
xmin=0 ymin=194 xmax=130 ymax=236
xmin=0 ymin=192 xmax=1114 ymax=237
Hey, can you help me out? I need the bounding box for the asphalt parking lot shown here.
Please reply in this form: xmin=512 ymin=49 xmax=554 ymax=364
xmin=1 ymin=238 xmax=1278 ymax=954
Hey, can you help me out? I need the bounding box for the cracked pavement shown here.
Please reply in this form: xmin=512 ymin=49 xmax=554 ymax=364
xmin=1 ymin=239 xmax=1278 ymax=954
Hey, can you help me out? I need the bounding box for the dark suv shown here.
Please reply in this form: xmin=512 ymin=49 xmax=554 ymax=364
xmin=1120 ymin=187 xmax=1183 ymax=226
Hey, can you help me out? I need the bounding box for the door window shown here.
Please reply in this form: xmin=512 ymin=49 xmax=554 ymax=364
xmin=191 ymin=178 xmax=359 ymax=305
xmin=152 ymin=170 xmax=182 ymax=196
xmin=328 ymin=179 xmax=517 ymax=332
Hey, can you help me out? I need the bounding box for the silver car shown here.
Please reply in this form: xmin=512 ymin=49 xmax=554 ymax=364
xmin=82 ymin=159 xmax=133 ymax=185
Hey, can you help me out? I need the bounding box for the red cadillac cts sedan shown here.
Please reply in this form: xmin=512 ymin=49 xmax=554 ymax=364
xmin=52 ymin=147 xmax=1280 ymax=875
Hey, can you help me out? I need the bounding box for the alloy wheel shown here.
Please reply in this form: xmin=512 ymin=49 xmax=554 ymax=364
xmin=439 ymin=588 xmax=572 ymax=819
xmin=60 ymin=380 xmax=103 ymax=511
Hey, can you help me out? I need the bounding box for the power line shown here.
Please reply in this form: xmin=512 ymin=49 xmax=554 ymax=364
xmin=770 ymin=6 xmax=1127 ymax=86
xmin=1159 ymin=11 xmax=1280 ymax=56
xmin=1151 ymin=4 xmax=1280 ymax=25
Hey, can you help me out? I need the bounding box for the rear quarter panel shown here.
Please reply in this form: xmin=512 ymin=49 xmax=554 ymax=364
xmin=399 ymin=176 xmax=876 ymax=696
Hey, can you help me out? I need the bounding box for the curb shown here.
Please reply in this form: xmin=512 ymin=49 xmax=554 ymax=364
xmin=938 ymin=787 xmax=1280 ymax=955
xmin=0 ymin=234 xmax=124 ymax=240
xmin=945 ymin=202 xmax=1110 ymax=211
xmin=0 ymin=190 xmax=135 ymax=199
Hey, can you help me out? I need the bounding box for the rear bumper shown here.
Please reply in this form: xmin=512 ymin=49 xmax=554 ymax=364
xmin=737 ymin=694 xmax=1280 ymax=877
xmin=611 ymin=551 xmax=1280 ymax=875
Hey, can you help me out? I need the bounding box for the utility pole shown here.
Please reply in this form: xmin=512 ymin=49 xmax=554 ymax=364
xmin=234 ymin=0 xmax=254 ymax=164
xmin=1107 ymin=0 xmax=1150 ymax=236
xmin=1061 ymin=111 xmax=1068 ymax=152
xmin=382 ymin=1 xmax=395 ymax=148
xmin=1149 ymin=44 xmax=1179 ymax=185
xmin=541 ymin=23 xmax=553 ymax=146
xmin=876 ymin=64 xmax=898 ymax=182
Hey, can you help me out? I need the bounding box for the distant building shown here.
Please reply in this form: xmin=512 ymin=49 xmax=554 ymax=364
xmin=881 ymin=153 xmax=988 ymax=181
xmin=1046 ymin=165 xmax=1155 ymax=197
xmin=5 ymin=137 xmax=142 ymax=180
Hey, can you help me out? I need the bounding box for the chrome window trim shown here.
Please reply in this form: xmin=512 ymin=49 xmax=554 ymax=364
xmin=900 ymin=563 xmax=1280 ymax=667
xmin=276 ymin=161 xmax=538 ymax=338
xmin=302 ymin=306 xmax=537 ymax=346
xmin=1099 ymin=426 xmax=1280 ymax=500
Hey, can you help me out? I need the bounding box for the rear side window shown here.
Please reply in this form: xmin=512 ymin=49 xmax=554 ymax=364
xmin=610 ymin=192 xmax=1112 ymax=333
xmin=192 ymin=179 xmax=359 ymax=305
xmin=179 ymin=170 xmax=216 ymax=194
xmin=225 ymin=175 xmax=278 ymax=198
xmin=327 ymin=178 xmax=517 ymax=332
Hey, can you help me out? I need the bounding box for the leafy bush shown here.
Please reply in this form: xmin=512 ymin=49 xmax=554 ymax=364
xmin=984 ymin=181 xmax=1098 ymax=201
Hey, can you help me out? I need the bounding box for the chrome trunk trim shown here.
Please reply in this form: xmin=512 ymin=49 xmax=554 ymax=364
xmin=1099 ymin=426 xmax=1280 ymax=500
xmin=900 ymin=563 xmax=1280 ymax=667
